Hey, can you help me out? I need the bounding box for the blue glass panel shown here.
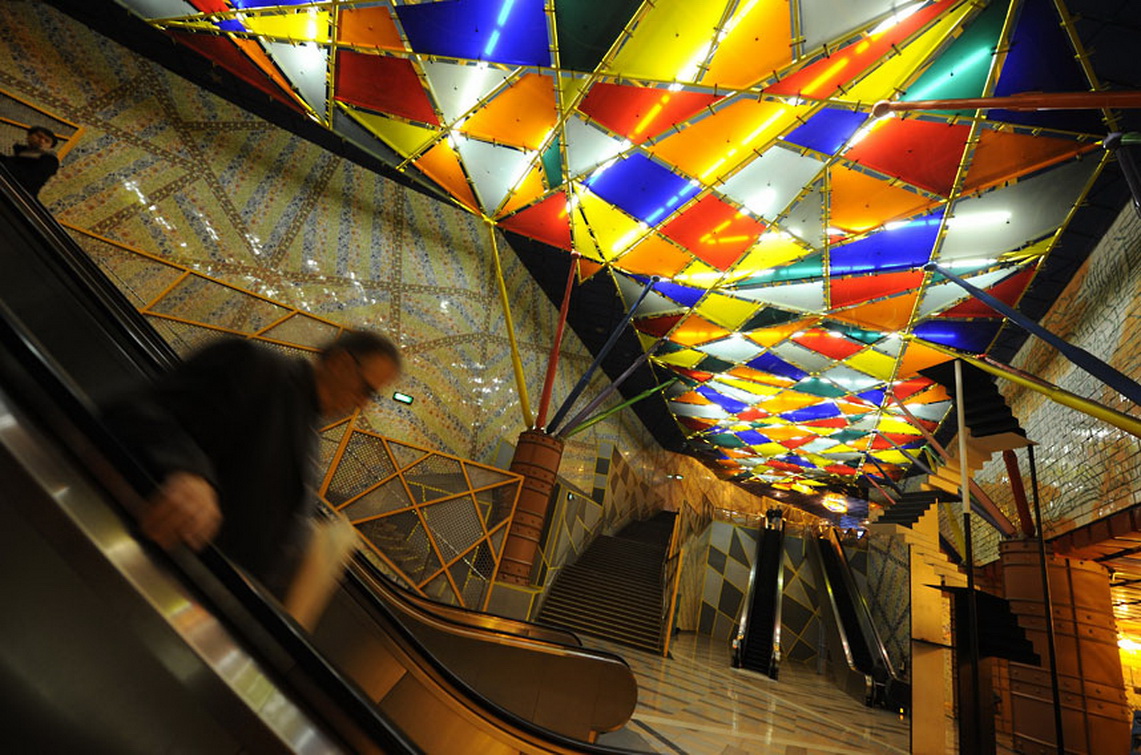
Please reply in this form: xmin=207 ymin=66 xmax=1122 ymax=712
xmin=651 ymin=279 xmax=706 ymax=308
xmin=585 ymin=153 xmax=700 ymax=223
xmin=991 ymin=0 xmax=1102 ymax=133
xmin=782 ymin=403 xmax=841 ymax=422
xmin=397 ymin=0 xmax=550 ymax=68
xmin=697 ymin=386 xmax=749 ymax=414
xmin=779 ymin=454 xmax=816 ymax=468
xmin=233 ymin=0 xmax=309 ymax=6
xmin=912 ymin=320 xmax=1001 ymax=352
xmin=783 ymin=108 xmax=869 ymax=155
xmin=857 ymin=389 xmax=886 ymax=406
xmin=829 ymin=211 xmax=943 ymax=275
xmin=736 ymin=429 xmax=770 ymax=445
xmin=215 ymin=19 xmax=246 ymax=32
xmin=746 ymin=352 xmax=808 ymax=380
xmin=732 ymin=253 xmax=824 ymax=286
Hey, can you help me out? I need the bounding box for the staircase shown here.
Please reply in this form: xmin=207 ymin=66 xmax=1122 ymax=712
xmin=537 ymin=511 xmax=675 ymax=654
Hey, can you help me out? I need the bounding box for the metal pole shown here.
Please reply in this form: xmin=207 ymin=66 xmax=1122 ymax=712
xmin=488 ymin=221 xmax=534 ymax=427
xmin=926 ymin=263 xmax=1141 ymax=408
xmin=955 ymin=359 xmax=983 ymax=754
xmin=871 ymin=89 xmax=1141 ymax=118
xmin=546 ymin=276 xmax=656 ymax=433
xmin=561 ymin=378 xmax=677 ymax=438
xmin=1027 ymin=444 xmax=1065 ymax=755
xmin=534 ymin=253 xmax=580 ymax=429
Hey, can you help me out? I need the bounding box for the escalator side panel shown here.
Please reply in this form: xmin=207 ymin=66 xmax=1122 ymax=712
xmin=807 ymin=534 xmax=874 ymax=707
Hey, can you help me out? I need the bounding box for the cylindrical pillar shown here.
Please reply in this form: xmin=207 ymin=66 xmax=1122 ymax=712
xmin=496 ymin=429 xmax=565 ymax=585
xmin=1000 ymin=540 xmax=1131 ymax=754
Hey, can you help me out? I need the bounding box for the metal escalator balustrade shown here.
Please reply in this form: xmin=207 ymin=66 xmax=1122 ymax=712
xmin=731 ymin=516 xmax=784 ymax=679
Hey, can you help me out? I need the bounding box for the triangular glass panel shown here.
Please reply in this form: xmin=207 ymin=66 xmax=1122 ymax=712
xmin=565 ymin=116 xmax=629 ymax=179
xmin=403 ymin=454 xmax=467 ymax=504
xmin=388 ymin=440 xmax=429 ymax=470
xmin=342 ymin=477 xmax=414 ymax=522
xmin=263 ymin=40 xmax=328 ymax=115
xmin=453 ymin=134 xmax=535 ymax=213
xmin=463 ymin=462 xmax=514 ymax=491
xmin=421 ymin=60 xmax=512 ymax=124
xmin=422 ymin=496 xmax=484 ymax=562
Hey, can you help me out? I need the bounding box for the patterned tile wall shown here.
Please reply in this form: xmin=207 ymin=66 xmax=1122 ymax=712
xmin=697 ymin=521 xmax=758 ymax=642
xmin=0 ymin=1 xmax=646 ymax=496
xmin=866 ymin=532 xmax=911 ymax=679
xmin=968 ymin=204 xmax=1141 ymax=563
xmin=780 ymin=532 xmax=823 ymax=667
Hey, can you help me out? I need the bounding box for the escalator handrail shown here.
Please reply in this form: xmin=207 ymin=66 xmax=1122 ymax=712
xmin=810 ymin=533 xmax=864 ymax=672
xmin=0 ymin=301 xmax=419 ymax=753
xmin=348 ymin=551 xmax=636 ymax=674
xmin=337 ymin=560 xmax=651 ymax=754
xmin=0 ymin=166 xmax=179 ymax=377
xmin=349 ymin=550 xmax=584 ymax=648
xmin=824 ymin=528 xmax=901 ymax=681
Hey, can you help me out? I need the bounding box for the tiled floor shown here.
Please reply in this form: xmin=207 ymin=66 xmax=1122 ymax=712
xmin=590 ymin=633 xmax=910 ymax=754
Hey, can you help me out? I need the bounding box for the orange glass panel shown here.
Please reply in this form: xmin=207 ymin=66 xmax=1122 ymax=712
xmin=495 ymin=164 xmax=546 ymax=218
xmin=616 ymin=234 xmax=693 ymax=277
xmin=577 ymin=258 xmax=605 ymax=282
xmin=650 ymin=99 xmax=810 ymax=183
xmin=895 ymin=340 xmax=953 ymax=378
xmin=829 ymin=165 xmax=937 ymax=232
xmin=461 ymin=74 xmax=558 ymax=150
xmin=337 ymin=6 xmax=405 ymax=50
xmin=962 ymin=129 xmax=1097 ymax=196
xmin=727 ymin=366 xmax=797 ymax=388
xmin=673 ymin=391 xmax=713 ymax=405
xmin=702 ymin=0 xmax=793 ymax=90
xmin=414 ymin=141 xmax=479 ymax=211
xmin=830 ymin=291 xmax=920 ymax=332
xmin=669 ymin=314 xmax=729 ymax=346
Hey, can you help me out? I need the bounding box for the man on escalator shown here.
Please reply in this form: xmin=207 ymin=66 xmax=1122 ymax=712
xmin=0 ymin=126 xmax=60 ymax=197
xmin=103 ymin=330 xmax=401 ymax=601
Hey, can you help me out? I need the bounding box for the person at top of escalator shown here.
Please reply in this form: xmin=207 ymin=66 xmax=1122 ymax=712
xmin=1 ymin=126 xmax=60 ymax=197
xmin=103 ymin=330 xmax=401 ymax=597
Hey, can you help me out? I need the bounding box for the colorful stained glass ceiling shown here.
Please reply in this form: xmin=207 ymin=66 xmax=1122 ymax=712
xmin=116 ymin=0 xmax=1114 ymax=488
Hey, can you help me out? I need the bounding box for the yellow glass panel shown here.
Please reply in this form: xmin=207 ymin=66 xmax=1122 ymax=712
xmin=702 ymin=0 xmax=792 ymax=90
xmin=836 ymin=399 xmax=873 ymax=415
xmin=760 ymin=394 xmax=821 ymax=414
xmin=574 ymin=189 xmax=648 ymax=261
xmin=870 ymin=450 xmax=909 ymax=465
xmin=650 ymin=99 xmax=812 ymax=184
xmin=616 ymin=234 xmax=693 ymax=277
xmin=605 ymin=2 xmax=731 ymax=83
xmin=496 ymin=164 xmax=547 ymax=217
xmin=461 ymin=74 xmax=557 ymax=150
xmin=670 ymin=315 xmax=728 ymax=346
xmin=877 ymin=416 xmax=922 ymax=435
xmin=656 ymin=349 xmax=706 ymax=368
xmin=347 ymin=108 xmax=438 ymax=157
xmin=558 ymin=71 xmax=593 ymax=109
xmin=747 ymin=321 xmax=805 ymax=348
xmin=244 ymin=10 xmax=331 ymax=43
xmin=697 ymin=292 xmax=758 ymax=330
xmin=844 ymin=349 xmax=896 ymax=380
xmin=755 ymin=442 xmax=788 ymax=456
xmin=674 ymin=260 xmax=724 ymax=289
xmin=726 ymin=232 xmax=813 ymax=282
xmin=839 ymin=4 xmax=974 ymax=104
xmin=825 ymin=443 xmax=859 ymax=455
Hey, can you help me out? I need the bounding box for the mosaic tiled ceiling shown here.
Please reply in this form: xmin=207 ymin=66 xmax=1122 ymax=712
xmin=115 ymin=0 xmax=1112 ymax=487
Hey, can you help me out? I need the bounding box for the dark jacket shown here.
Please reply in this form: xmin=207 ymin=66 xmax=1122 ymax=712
xmin=1 ymin=144 xmax=59 ymax=196
xmin=103 ymin=339 xmax=321 ymax=594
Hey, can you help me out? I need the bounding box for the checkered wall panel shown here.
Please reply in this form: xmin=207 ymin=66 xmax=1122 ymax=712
xmin=697 ymin=521 xmax=759 ymax=641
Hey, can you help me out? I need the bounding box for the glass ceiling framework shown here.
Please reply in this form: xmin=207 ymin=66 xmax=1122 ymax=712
xmin=116 ymin=0 xmax=1110 ymax=489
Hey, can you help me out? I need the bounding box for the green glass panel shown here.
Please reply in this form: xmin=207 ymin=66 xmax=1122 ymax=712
xmin=902 ymin=1 xmax=1006 ymax=115
xmin=696 ymin=356 xmax=735 ymax=373
xmin=794 ymin=377 xmax=848 ymax=398
xmin=741 ymin=306 xmax=801 ymax=330
xmin=709 ymin=433 xmax=746 ymax=448
xmin=541 ymin=136 xmax=562 ymax=188
xmin=555 ymin=0 xmax=642 ymax=73
xmin=734 ymin=253 xmax=824 ymax=286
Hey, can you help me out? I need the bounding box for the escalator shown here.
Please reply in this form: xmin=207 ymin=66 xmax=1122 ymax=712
xmin=809 ymin=529 xmax=909 ymax=713
xmin=0 ymin=168 xmax=648 ymax=752
xmin=731 ymin=515 xmax=783 ymax=678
